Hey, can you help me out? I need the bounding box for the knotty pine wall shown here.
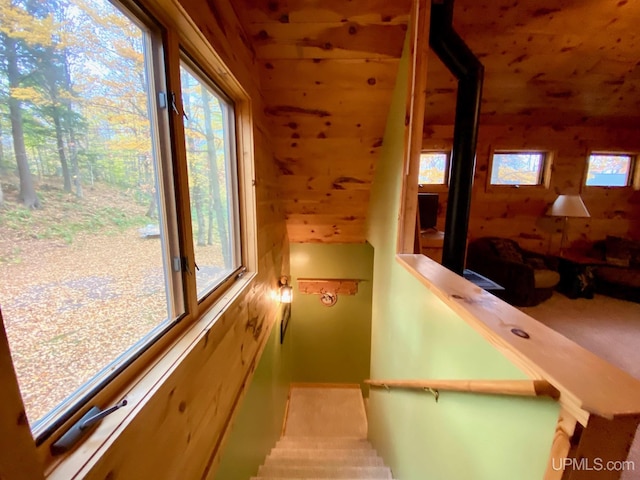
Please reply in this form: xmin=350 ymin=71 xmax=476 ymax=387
xmin=422 ymin=124 xmax=640 ymax=254
xmin=0 ymin=0 xmax=288 ymax=479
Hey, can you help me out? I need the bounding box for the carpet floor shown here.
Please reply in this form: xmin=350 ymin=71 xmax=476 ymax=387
xmin=522 ymin=292 xmax=640 ymax=479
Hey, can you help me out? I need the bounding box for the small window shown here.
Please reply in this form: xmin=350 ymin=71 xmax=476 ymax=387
xmin=585 ymin=153 xmax=634 ymax=187
xmin=490 ymin=151 xmax=547 ymax=186
xmin=419 ymin=152 xmax=449 ymax=185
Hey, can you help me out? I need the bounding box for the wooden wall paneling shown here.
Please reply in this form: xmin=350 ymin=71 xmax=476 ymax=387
xmin=266 ymin=111 xmax=390 ymax=140
xmin=272 ymin=136 xmax=384 ymax=159
xmin=264 ymin=92 xmax=397 ymax=123
xmin=259 ymin=58 xmax=400 ymax=90
xmin=242 ymin=0 xmax=411 ymax=24
xmin=286 ymin=223 xmax=367 ymax=243
xmin=248 ymin=22 xmax=408 ymax=60
xmin=279 ymin=175 xmax=372 ymax=193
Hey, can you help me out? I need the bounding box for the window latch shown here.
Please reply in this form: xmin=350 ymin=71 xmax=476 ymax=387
xmin=50 ymin=399 xmax=128 ymax=455
xmin=171 ymin=92 xmax=189 ymax=121
xmin=236 ymin=267 xmax=247 ymax=280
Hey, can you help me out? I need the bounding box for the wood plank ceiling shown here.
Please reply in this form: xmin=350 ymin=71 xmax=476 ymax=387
xmin=233 ymin=0 xmax=640 ymax=243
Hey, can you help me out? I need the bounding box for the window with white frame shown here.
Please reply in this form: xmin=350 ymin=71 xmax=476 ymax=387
xmin=418 ymin=151 xmax=450 ymax=185
xmin=585 ymin=153 xmax=635 ymax=187
xmin=0 ymin=0 xmax=245 ymax=442
xmin=490 ymin=151 xmax=547 ymax=186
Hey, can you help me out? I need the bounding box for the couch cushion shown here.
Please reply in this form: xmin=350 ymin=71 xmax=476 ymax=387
xmin=534 ymin=269 xmax=560 ymax=289
xmin=597 ymin=266 xmax=640 ymax=288
xmin=605 ymin=236 xmax=640 ymax=268
xmin=490 ymin=238 xmax=523 ymax=263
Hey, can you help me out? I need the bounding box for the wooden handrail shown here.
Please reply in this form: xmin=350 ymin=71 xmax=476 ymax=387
xmin=365 ymin=379 xmax=560 ymax=399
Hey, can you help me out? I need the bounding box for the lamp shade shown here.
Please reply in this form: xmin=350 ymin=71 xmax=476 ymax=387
xmin=548 ymin=195 xmax=590 ymax=218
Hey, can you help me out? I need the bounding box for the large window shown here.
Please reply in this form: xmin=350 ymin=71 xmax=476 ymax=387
xmin=0 ymin=0 xmax=244 ymax=441
xmin=418 ymin=151 xmax=449 ymax=185
xmin=585 ymin=153 xmax=635 ymax=187
xmin=489 ymin=151 xmax=548 ymax=186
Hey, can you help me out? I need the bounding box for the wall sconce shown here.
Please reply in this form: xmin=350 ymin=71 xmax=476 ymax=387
xmin=279 ymin=275 xmax=293 ymax=304
xmin=297 ymin=278 xmax=360 ymax=307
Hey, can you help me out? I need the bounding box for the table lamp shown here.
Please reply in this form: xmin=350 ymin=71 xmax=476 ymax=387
xmin=548 ymin=194 xmax=590 ymax=256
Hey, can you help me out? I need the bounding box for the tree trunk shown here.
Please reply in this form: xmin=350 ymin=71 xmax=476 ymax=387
xmin=53 ymin=112 xmax=72 ymax=191
xmin=146 ymin=192 xmax=157 ymax=219
xmin=0 ymin=116 xmax=5 ymax=168
xmin=193 ymin=183 xmax=206 ymax=246
xmin=61 ymin=47 xmax=82 ymax=198
xmin=5 ymin=35 xmax=40 ymax=208
xmin=201 ymin=86 xmax=230 ymax=266
xmin=68 ymin=127 xmax=82 ymax=198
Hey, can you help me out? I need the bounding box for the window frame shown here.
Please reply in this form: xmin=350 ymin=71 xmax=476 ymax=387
xmin=19 ymin=0 xmax=257 ymax=457
xmin=583 ymin=151 xmax=639 ymax=190
xmin=178 ymin=53 xmax=245 ymax=304
xmin=486 ymin=148 xmax=553 ymax=191
xmin=418 ymin=150 xmax=451 ymax=193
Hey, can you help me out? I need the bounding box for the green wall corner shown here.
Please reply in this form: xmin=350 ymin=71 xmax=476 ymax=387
xmin=289 ymin=243 xmax=373 ymax=390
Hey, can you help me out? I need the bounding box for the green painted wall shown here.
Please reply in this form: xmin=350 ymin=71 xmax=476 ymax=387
xmin=290 ymin=243 xmax=373 ymax=389
xmin=214 ymin=319 xmax=292 ymax=480
xmin=365 ymin=37 xmax=560 ymax=480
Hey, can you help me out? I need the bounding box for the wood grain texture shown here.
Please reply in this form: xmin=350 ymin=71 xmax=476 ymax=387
xmin=246 ymin=0 xmax=639 ymax=244
xmin=238 ymin=0 xmax=412 ymax=243
xmin=297 ymin=279 xmax=360 ymax=295
xmin=423 ymin=125 xmax=640 ymax=253
xmin=425 ymin=0 xmax=640 ymax=127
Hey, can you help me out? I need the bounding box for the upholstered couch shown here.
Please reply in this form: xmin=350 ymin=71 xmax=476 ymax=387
xmin=466 ymin=237 xmax=560 ymax=307
xmin=587 ymin=236 xmax=640 ymax=303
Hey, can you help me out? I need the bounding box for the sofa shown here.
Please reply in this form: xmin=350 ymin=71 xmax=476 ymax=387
xmin=466 ymin=237 xmax=560 ymax=307
xmin=587 ymin=236 xmax=640 ymax=303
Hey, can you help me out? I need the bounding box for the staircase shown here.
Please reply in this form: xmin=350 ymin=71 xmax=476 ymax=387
xmin=251 ymin=385 xmax=395 ymax=479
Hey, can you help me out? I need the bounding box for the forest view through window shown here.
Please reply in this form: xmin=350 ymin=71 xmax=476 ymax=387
xmin=418 ymin=152 xmax=449 ymax=185
xmin=0 ymin=0 xmax=246 ymax=433
xmin=490 ymin=152 xmax=546 ymax=186
xmin=585 ymin=153 xmax=633 ymax=187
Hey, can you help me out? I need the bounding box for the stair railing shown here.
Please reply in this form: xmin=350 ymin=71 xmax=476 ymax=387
xmin=365 ymin=379 xmax=560 ymax=402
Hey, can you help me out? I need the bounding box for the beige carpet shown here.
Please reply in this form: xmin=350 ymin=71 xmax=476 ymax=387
xmin=252 ymin=386 xmax=394 ymax=479
xmin=522 ymin=293 xmax=640 ymax=479
xmin=284 ymin=386 xmax=368 ymax=438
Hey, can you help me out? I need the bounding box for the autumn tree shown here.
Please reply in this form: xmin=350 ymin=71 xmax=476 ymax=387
xmin=0 ymin=0 xmax=53 ymax=207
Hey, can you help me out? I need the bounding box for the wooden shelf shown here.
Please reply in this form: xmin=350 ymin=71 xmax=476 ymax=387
xmin=297 ymin=279 xmax=360 ymax=296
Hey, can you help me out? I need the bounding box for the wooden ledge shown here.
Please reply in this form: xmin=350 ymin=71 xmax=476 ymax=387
xmin=396 ymin=254 xmax=640 ymax=424
xmin=297 ymin=279 xmax=360 ymax=296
